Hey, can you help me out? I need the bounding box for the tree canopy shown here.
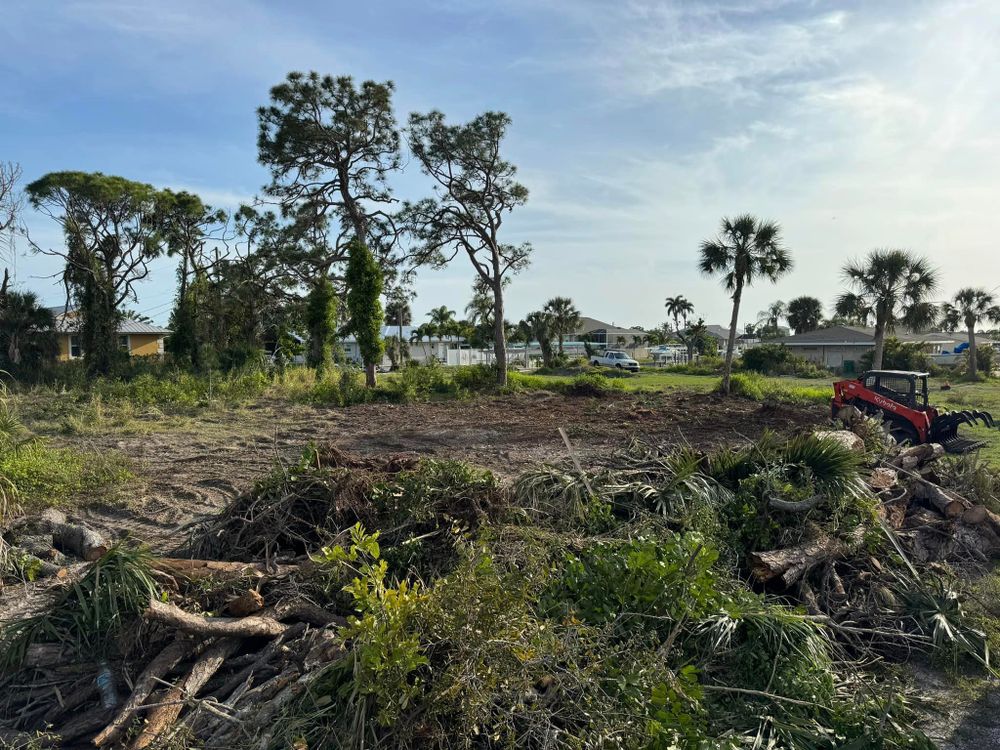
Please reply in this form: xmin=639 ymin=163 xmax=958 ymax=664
xmin=699 ymin=214 xmax=791 ymax=393
xmin=835 ymin=249 xmax=938 ymax=370
xmin=26 ymin=171 xmax=168 ymax=374
xmin=406 ymin=110 xmax=531 ymax=386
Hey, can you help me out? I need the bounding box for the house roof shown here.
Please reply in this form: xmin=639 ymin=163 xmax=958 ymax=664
xmin=55 ymin=318 xmax=171 ymax=335
xmin=703 ymin=325 xmax=730 ymax=340
xmin=572 ymin=316 xmax=645 ymax=337
xmin=769 ymin=326 xmax=968 ymax=347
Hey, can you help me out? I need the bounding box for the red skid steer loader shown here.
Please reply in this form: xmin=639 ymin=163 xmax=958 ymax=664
xmin=831 ymin=370 xmax=996 ymax=454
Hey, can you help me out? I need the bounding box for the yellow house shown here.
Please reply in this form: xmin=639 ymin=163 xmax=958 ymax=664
xmin=50 ymin=306 xmax=170 ymax=361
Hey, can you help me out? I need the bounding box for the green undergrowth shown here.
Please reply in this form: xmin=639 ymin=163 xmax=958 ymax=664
xmin=721 ymin=371 xmax=831 ymax=405
xmin=0 ymin=386 xmax=131 ymax=516
xmin=6 ymin=426 xmax=992 ymax=748
xmin=185 ymin=432 xmax=992 ymax=749
xmin=271 ymin=364 xmax=624 ymax=405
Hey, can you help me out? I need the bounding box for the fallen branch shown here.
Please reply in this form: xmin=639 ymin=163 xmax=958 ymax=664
xmin=144 ymin=599 xmax=287 ymax=638
xmin=749 ymin=527 xmax=866 ymax=587
xmin=768 ymin=494 xmax=823 ymax=513
xmin=92 ymin=636 xmax=192 ymax=747
xmin=127 ymin=638 xmax=240 ymax=750
xmin=150 ymin=558 xmax=297 ymax=582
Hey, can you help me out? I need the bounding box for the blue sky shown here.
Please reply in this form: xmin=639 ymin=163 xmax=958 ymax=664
xmin=2 ymin=0 xmax=998 ymax=328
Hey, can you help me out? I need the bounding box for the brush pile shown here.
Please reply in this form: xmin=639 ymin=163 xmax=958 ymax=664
xmin=1 ymin=425 xmax=998 ymax=749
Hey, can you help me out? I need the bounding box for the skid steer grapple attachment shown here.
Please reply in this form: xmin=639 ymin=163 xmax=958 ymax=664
xmin=929 ymin=409 xmax=996 ymax=454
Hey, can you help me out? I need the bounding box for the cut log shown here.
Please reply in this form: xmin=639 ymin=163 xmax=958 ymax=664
xmin=127 ymin=637 xmax=240 ymax=750
xmin=749 ymin=527 xmax=866 ymax=587
xmin=92 ymin=636 xmax=192 ymax=747
xmin=890 ymin=443 xmax=944 ymax=469
xmin=150 ymin=558 xmax=297 ymax=581
xmin=144 ymin=599 xmax=287 ymax=638
xmin=868 ymin=467 xmax=898 ymax=491
xmin=51 ymin=521 xmax=108 ymax=561
xmin=962 ymin=505 xmax=989 ymax=525
xmin=911 ymin=480 xmax=968 ymax=518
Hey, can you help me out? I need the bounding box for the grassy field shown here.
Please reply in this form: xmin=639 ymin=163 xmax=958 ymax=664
xmin=532 ymin=367 xmax=1000 ymax=464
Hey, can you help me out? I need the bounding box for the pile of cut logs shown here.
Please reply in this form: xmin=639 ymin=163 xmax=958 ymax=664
xmin=1 ymin=526 xmax=346 ymax=749
xmin=749 ymin=429 xmax=1000 ymax=590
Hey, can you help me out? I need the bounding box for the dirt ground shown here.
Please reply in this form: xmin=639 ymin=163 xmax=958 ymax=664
xmin=60 ymin=390 xmax=822 ymax=553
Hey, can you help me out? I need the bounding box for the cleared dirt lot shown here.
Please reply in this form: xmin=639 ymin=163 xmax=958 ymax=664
xmin=63 ymin=390 xmax=822 ymax=552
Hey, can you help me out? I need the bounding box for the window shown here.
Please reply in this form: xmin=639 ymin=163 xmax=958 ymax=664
xmin=118 ymin=335 xmax=130 ymax=352
xmin=69 ymin=335 xmax=82 ymax=359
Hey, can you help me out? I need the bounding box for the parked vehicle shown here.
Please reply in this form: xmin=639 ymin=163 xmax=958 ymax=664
xmin=590 ymin=350 xmax=640 ymax=371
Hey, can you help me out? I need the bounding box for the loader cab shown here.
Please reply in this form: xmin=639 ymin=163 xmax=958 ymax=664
xmin=859 ymin=370 xmax=929 ymax=411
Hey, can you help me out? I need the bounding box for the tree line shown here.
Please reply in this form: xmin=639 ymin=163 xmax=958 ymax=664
xmin=662 ymin=216 xmax=998 ymax=391
xmin=0 ymin=73 xmax=536 ymax=387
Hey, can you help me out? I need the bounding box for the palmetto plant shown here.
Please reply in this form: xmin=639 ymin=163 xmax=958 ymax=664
xmin=835 ymin=249 xmax=938 ymax=370
xmin=1 ymin=545 xmax=158 ymax=671
xmin=940 ymin=288 xmax=1000 ymax=378
xmin=699 ymin=215 xmax=792 ymax=394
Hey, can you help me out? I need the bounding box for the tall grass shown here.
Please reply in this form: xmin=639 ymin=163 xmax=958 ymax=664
xmin=721 ymin=371 xmax=829 ymax=406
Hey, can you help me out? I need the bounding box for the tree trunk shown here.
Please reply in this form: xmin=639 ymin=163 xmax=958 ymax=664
xmin=558 ymin=333 xmax=564 ymax=355
xmin=492 ymin=282 xmax=508 ymax=386
xmin=721 ymin=278 xmax=743 ymax=394
xmin=872 ymin=315 xmax=887 ymax=370
xmin=967 ymin=321 xmax=978 ymax=378
xmin=365 ymin=362 xmax=377 ymax=388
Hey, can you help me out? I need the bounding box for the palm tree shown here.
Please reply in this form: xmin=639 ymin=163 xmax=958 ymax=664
xmin=385 ymin=294 xmax=412 ymax=365
xmin=941 ymin=289 xmax=1000 ymax=378
xmin=525 ymin=310 xmax=555 ymax=368
xmin=757 ymin=300 xmax=787 ymax=337
xmin=426 ymin=305 xmax=458 ymax=356
xmin=835 ymin=249 xmax=938 ymax=370
xmin=786 ymin=296 xmax=823 ymax=335
xmin=664 ymin=295 xmax=694 ymax=334
xmin=543 ymin=297 xmax=581 ymax=355
xmin=0 ymin=290 xmax=56 ymax=366
xmin=511 ymin=319 xmax=534 ymax=367
xmin=699 ymin=214 xmax=792 ymax=393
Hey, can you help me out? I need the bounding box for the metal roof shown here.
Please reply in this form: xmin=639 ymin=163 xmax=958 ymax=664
xmin=55 ymin=318 xmax=171 ymax=335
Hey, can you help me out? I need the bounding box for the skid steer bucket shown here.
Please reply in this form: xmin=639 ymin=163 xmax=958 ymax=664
xmin=929 ymin=409 xmax=996 ymax=453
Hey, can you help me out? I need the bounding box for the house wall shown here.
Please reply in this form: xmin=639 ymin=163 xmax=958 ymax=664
xmin=56 ymin=333 xmax=165 ymax=361
xmin=791 ymin=344 xmax=871 ymax=372
xmin=57 ymin=334 xmax=72 ymax=361
xmin=129 ymin=334 xmax=164 ymax=357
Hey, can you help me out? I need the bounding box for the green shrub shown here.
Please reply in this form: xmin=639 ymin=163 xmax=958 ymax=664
xmin=719 ymin=371 xmax=829 ymax=405
xmin=860 ymin=337 xmax=930 ymax=371
xmin=741 ymin=344 xmax=829 ymax=378
xmin=541 ymin=534 xmax=724 ymax=634
xmin=562 ymin=371 xmax=624 ymax=397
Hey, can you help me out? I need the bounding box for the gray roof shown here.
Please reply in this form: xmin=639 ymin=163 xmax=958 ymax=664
xmin=572 ymin=316 xmax=645 ymax=337
xmin=704 ymin=325 xmax=730 ymax=340
xmin=770 ymin=326 xmax=965 ymax=347
xmin=55 ymin=318 xmax=171 ymax=335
